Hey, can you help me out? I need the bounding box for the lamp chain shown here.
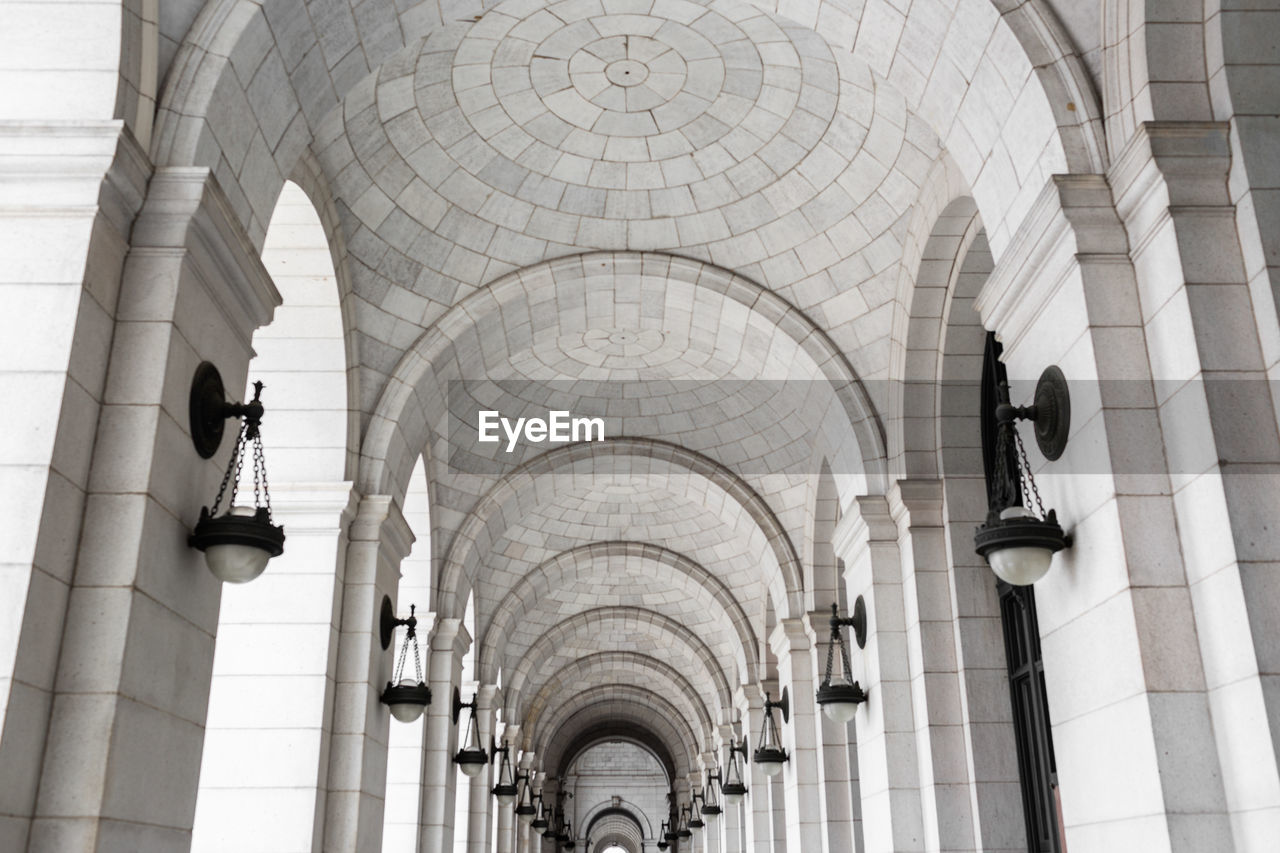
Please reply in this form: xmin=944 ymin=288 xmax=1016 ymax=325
xmin=392 ymin=625 xmax=411 ymax=683
xmin=823 ymin=635 xmax=835 ymax=685
xmin=1013 ymin=429 xmax=1047 ymax=519
xmin=253 ymin=431 xmax=272 ymax=515
xmin=411 ymin=629 xmax=424 ymax=683
xmin=210 ymin=421 xmax=248 ymax=515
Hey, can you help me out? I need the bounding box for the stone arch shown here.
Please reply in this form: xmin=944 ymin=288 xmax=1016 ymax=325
xmin=434 ymin=438 xmax=807 ymax=623
xmin=506 ymin=608 xmax=732 ymax=732
xmin=898 ymin=192 xmax=1030 ymax=849
xmin=804 ymin=459 xmax=842 ymax=612
xmin=901 ymin=195 xmax=983 ymax=478
xmin=537 ymin=687 xmax=702 ymax=780
xmin=583 ymin=805 xmax=649 ymax=850
xmin=1101 ymin=0 xmax=1215 ymax=157
xmin=555 ymin=728 xmax=678 ymax=786
xmin=358 ymin=251 xmax=887 ymax=508
xmin=480 ymin=541 xmax=759 ymax=686
xmin=522 ymin=651 xmax=719 ymax=750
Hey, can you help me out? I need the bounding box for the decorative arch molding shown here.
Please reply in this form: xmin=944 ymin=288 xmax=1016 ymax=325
xmin=900 ymin=195 xmax=985 ymax=478
xmin=554 ymin=725 xmax=679 ymax=785
xmin=521 ymin=651 xmax=719 ymax=749
xmin=278 ymin=149 xmax=363 ymax=477
xmin=506 ymin=608 xmax=732 ymax=730
xmin=537 ymin=688 xmax=702 ymax=780
xmin=1101 ymin=0 xmax=1215 ymax=158
xmin=358 ymin=250 xmax=887 ymax=506
xmin=433 ymin=437 xmax=807 ymax=623
xmin=583 ymin=805 xmax=650 ymax=847
xmin=480 ymin=541 xmax=759 ymax=686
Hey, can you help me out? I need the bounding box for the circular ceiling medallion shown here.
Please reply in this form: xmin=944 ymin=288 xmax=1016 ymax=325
xmin=433 ymin=0 xmax=847 ymax=218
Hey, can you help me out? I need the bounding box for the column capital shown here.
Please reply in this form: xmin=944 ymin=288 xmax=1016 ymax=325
xmin=1112 ymin=121 xmax=1232 ymax=213
xmin=268 ymin=482 xmax=358 ymax=532
xmin=888 ymin=477 xmax=944 ymax=527
xmin=978 ymin=172 xmax=1128 ymax=350
xmin=430 ymin=616 xmax=473 ymax=659
xmin=349 ymin=494 xmax=415 ymax=565
xmin=768 ymin=617 xmax=813 ymax=659
xmin=833 ymin=494 xmax=895 ymax=564
xmin=738 ymin=682 xmax=764 ymax=710
xmin=477 ymin=682 xmax=501 ymax=711
xmin=130 ymin=167 xmax=281 ymax=347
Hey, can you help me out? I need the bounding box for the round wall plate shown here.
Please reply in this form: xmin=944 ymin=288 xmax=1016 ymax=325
xmin=379 ymin=595 xmax=396 ymax=650
xmin=189 ymin=362 xmax=228 ymax=459
xmin=1033 ymin=365 xmax=1070 ymax=460
xmin=851 ymin=595 xmax=867 ymax=649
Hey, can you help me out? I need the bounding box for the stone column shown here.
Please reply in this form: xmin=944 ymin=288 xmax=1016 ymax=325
xmin=495 ymin=722 xmax=522 ymax=853
xmin=466 ymin=686 xmax=497 ymax=853
xmin=891 ymin=479 xmax=979 ymax=852
xmin=807 ymin=611 xmax=857 ymax=853
xmin=835 ymin=496 xmax=925 ymax=853
xmin=699 ymin=751 xmax=721 ymax=853
xmin=715 ymin=725 xmax=742 ymax=853
xmin=740 ymin=686 xmax=772 ymax=853
xmin=27 ymin=167 xmax=280 ymax=852
xmin=193 ymin=483 xmax=358 ymax=853
xmin=321 ymin=495 xmax=414 ymax=851
xmin=513 ymin=749 xmax=535 ymax=853
xmin=979 ymin=166 xmax=1243 ymax=847
xmin=420 ymin=618 xmax=471 ymax=852
xmin=770 ymin=620 xmax=823 ymax=853
xmin=0 ymin=122 xmax=147 ymax=851
xmin=1110 ymin=123 xmax=1280 ymax=845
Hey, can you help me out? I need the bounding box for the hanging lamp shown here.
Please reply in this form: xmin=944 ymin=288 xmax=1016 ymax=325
xmin=753 ymin=689 xmax=789 ymax=777
xmin=815 ymin=599 xmax=869 ymax=722
xmin=378 ymin=600 xmax=430 ymax=722
xmin=188 ymin=365 xmax=284 ymax=582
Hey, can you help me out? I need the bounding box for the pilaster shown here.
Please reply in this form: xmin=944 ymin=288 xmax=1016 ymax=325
xmin=27 ymin=165 xmax=279 ymax=853
xmin=420 ymin=618 xmax=472 ymax=852
xmin=835 ymin=495 xmax=925 ymax=852
xmin=769 ymin=619 xmax=825 ymax=853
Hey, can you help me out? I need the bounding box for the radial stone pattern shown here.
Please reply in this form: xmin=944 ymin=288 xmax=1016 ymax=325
xmin=401 ymin=0 xmax=867 ymax=240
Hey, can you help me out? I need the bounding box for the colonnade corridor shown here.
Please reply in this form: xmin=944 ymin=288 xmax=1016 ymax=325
xmin=4 ymin=1 xmax=1280 ymax=852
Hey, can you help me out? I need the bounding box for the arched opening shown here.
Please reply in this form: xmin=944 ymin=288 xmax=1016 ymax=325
xmin=191 ymin=180 xmax=352 ymax=852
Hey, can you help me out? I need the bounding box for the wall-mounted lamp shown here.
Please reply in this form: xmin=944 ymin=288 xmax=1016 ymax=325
xmin=491 ymin=740 xmax=518 ymax=806
xmin=688 ymin=790 xmax=706 ymax=833
xmin=378 ymin=597 xmax=430 ymax=722
xmin=753 ymin=689 xmax=789 ymax=777
xmin=514 ymin=771 xmax=537 ymax=823
xmin=699 ymin=770 xmax=722 ymax=824
xmin=531 ymin=790 xmax=549 ymax=831
xmin=561 ymin=818 xmax=575 ymax=850
xmin=720 ymin=737 xmax=748 ymax=804
xmin=656 ymin=820 xmax=670 ymax=851
xmin=676 ymin=803 xmax=692 ymax=840
xmin=974 ymin=348 xmax=1072 ymax=586
xmin=816 ymin=599 xmax=868 ymax=723
xmin=188 ymin=363 xmax=284 ymax=583
xmin=452 ymin=688 xmax=488 ymax=776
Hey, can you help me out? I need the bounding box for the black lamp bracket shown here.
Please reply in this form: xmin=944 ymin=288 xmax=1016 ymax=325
xmin=728 ymin=734 xmax=749 ymax=760
xmin=995 ymin=365 xmax=1070 ymax=461
xmin=491 ymin=736 xmax=509 ymax=763
xmin=189 ymin=362 xmax=267 ymax=458
xmin=764 ymin=687 xmax=790 ymax=724
xmin=380 ymin=595 xmax=418 ymax=650
xmin=453 ymin=686 xmax=478 ymax=724
xmin=829 ymin=598 xmax=868 ymax=649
